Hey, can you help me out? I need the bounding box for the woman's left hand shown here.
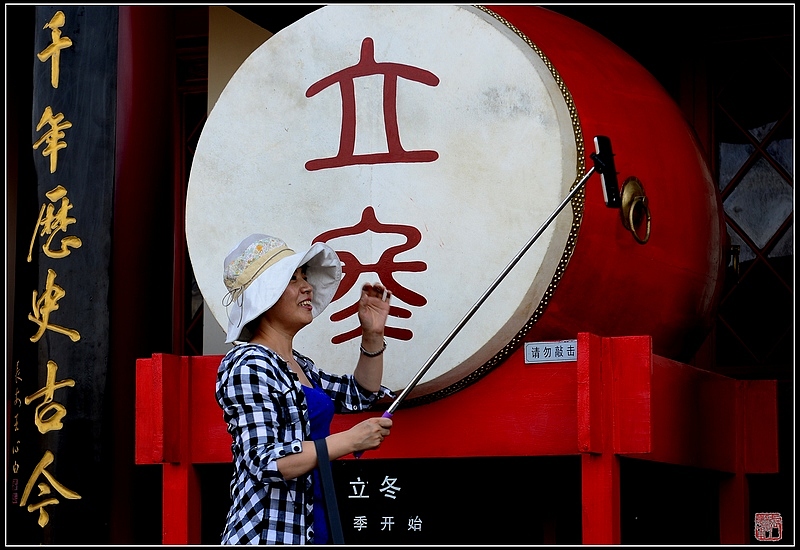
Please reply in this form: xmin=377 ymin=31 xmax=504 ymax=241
xmin=358 ymin=282 xmax=391 ymax=336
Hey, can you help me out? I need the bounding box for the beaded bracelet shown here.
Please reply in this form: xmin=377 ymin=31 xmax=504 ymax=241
xmin=360 ymin=340 xmax=387 ymax=357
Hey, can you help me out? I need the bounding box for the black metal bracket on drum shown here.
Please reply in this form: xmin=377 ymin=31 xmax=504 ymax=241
xmin=356 ymin=136 xmax=621 ymax=456
xmin=591 ymin=135 xmax=621 ymax=208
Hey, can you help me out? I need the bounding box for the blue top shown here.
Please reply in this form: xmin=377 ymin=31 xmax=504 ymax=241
xmin=304 ymin=380 xmax=335 ymax=544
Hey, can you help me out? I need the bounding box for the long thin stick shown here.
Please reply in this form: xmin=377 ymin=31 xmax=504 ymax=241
xmin=385 ymin=165 xmax=597 ymax=417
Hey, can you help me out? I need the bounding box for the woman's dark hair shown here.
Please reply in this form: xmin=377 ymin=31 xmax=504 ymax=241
xmin=240 ymin=318 xmax=259 ymax=342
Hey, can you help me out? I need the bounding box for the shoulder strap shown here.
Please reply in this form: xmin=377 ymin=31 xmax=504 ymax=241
xmin=314 ymin=438 xmax=345 ymax=544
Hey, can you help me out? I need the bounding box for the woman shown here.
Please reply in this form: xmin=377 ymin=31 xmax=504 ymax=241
xmin=216 ymin=234 xmax=394 ymax=544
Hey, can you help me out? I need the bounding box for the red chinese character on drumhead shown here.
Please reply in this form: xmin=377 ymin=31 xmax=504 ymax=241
xmin=314 ymin=206 xmax=427 ymax=343
xmin=305 ymin=37 xmax=440 ymax=171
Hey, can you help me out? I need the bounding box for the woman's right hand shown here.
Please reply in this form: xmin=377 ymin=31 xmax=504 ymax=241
xmin=348 ymin=416 xmax=393 ymax=452
xmin=324 ymin=416 xmax=393 ymax=461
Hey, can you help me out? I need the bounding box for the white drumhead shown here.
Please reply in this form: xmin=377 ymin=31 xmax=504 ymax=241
xmin=186 ymin=5 xmax=579 ymax=398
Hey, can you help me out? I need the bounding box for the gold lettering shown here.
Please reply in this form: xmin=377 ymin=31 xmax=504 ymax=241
xmin=20 ymin=450 xmax=81 ymax=528
xmin=28 ymin=268 xmax=81 ymax=343
xmin=24 ymin=360 xmax=75 ymax=433
xmin=37 ymin=11 xmax=72 ymax=89
xmin=27 ymin=185 xmax=83 ymax=262
xmin=33 ymin=106 xmax=72 ymax=174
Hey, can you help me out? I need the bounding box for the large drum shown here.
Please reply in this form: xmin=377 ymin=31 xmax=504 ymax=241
xmin=186 ymin=5 xmax=725 ymax=402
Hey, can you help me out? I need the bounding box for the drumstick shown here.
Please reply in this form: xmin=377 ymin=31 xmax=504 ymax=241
xmin=355 ymin=135 xmax=620 ymax=458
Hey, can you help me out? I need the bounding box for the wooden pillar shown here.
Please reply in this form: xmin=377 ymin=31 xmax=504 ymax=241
xmin=578 ymin=332 xmax=622 ymax=543
xmin=162 ymin=463 xmax=202 ymax=545
xmin=718 ymin=379 xmax=779 ymax=543
xmin=136 ymin=353 xmax=201 ymax=544
xmin=581 ymin=452 xmax=621 ymax=543
xmin=719 ymin=472 xmax=749 ymax=544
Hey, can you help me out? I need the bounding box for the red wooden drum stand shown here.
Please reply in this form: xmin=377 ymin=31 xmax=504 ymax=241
xmin=135 ymin=333 xmax=777 ymax=544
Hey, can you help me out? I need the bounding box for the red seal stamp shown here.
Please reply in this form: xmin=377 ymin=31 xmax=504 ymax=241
xmin=754 ymin=512 xmax=782 ymax=542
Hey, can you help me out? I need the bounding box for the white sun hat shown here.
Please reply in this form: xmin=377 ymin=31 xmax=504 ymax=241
xmin=222 ymin=234 xmax=342 ymax=343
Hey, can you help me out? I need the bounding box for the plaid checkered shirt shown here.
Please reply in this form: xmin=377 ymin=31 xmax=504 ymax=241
xmin=216 ymin=343 xmax=393 ymax=544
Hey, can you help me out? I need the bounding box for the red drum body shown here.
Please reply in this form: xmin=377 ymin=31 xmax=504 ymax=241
xmin=186 ymin=6 xmax=725 ymax=402
xmin=490 ymin=5 xmax=726 ymax=363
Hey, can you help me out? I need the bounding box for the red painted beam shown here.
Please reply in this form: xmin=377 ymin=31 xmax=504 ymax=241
xmin=136 ymin=337 xmax=778 ymax=469
xmin=134 ymin=356 xmax=165 ymax=464
xmin=332 ymin=354 xmax=580 ymax=458
xmin=742 ymin=380 xmax=779 ymax=474
xmin=577 ymin=332 xmax=604 ymax=453
xmin=189 ymin=357 xmax=233 ymax=463
xmin=613 ymin=348 xmax=778 ymax=474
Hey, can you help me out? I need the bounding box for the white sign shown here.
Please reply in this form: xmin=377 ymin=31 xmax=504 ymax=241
xmin=524 ymin=340 xmax=577 ymax=363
